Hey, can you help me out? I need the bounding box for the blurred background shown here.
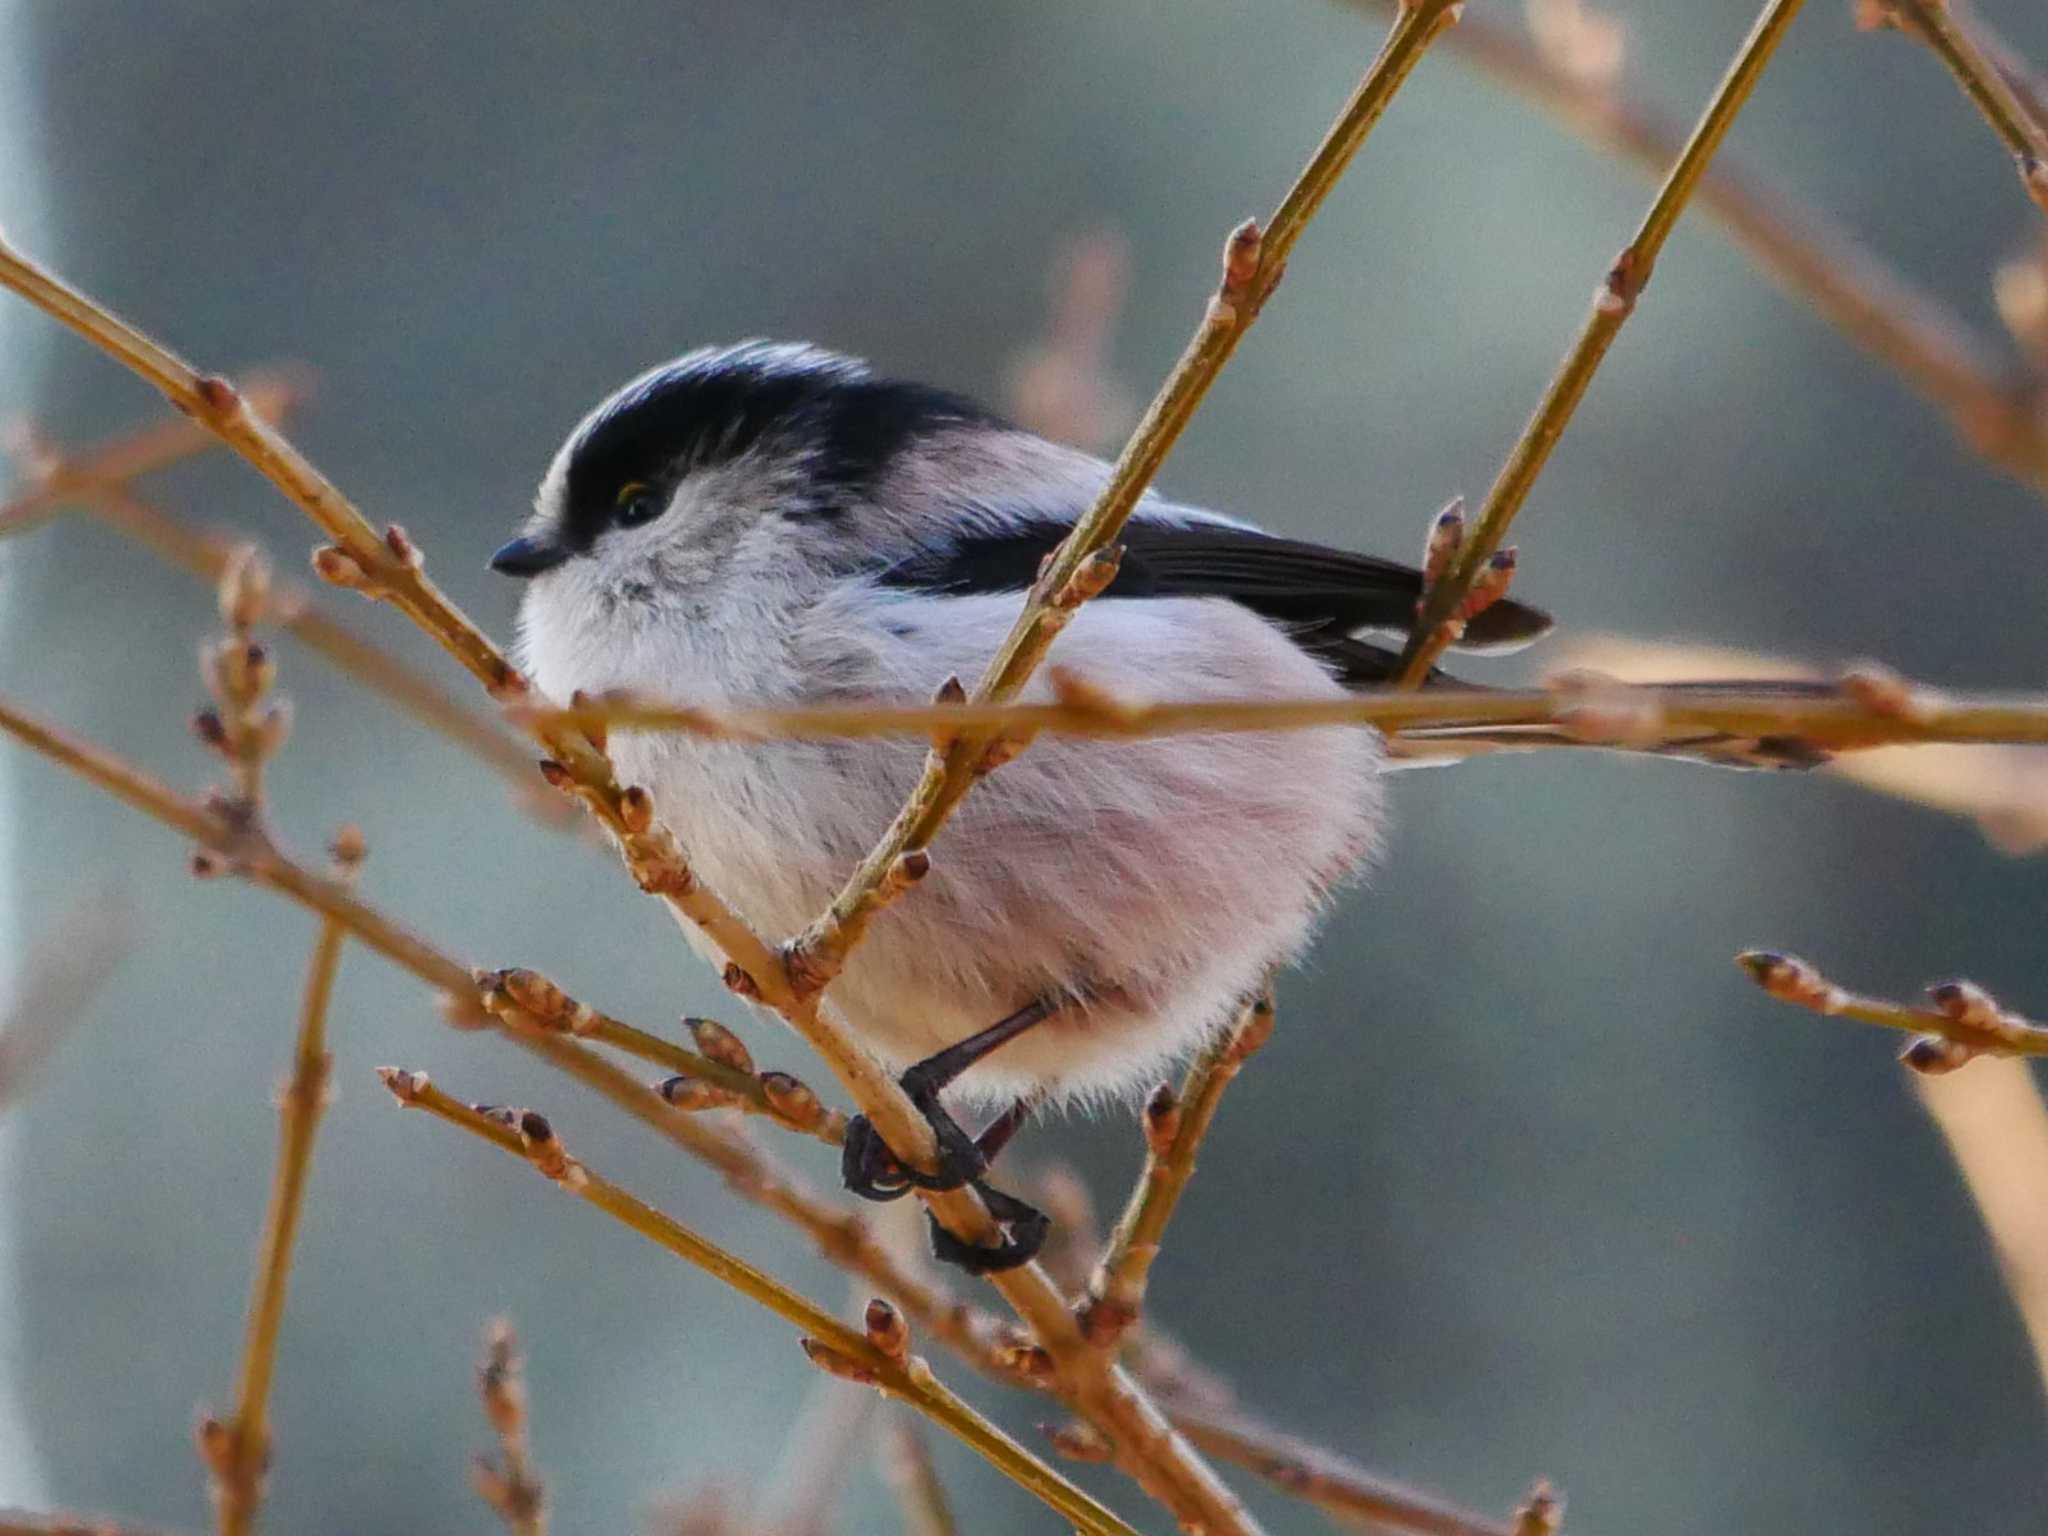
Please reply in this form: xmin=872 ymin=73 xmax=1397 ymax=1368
xmin=3 ymin=1 xmax=2047 ymax=1532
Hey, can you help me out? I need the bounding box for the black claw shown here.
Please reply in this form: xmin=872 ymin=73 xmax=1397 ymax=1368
xmin=840 ymin=1114 xmax=915 ymax=1202
xmin=926 ymin=1181 xmax=1050 ymax=1275
xmin=839 ymin=1083 xmax=988 ymax=1204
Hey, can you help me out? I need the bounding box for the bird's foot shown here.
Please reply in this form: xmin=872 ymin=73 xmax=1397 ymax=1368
xmin=926 ymin=1181 xmax=1050 ymax=1274
xmin=840 ymin=1058 xmax=991 ymax=1199
xmin=840 ymin=1075 xmax=1047 ymax=1273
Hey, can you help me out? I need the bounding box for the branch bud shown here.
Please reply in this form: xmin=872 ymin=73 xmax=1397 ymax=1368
xmin=863 ymin=1297 xmax=910 ymax=1362
xmin=687 ymin=1016 xmax=755 ymax=1075
xmin=1141 ymin=1082 xmax=1182 ymax=1158
xmin=759 ymin=1070 xmax=826 ymax=1132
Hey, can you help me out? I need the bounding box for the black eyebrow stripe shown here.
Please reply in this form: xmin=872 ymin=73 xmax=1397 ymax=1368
xmin=556 ymin=344 xmax=1002 ymax=552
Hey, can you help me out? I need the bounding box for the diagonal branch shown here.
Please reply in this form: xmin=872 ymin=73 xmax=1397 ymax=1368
xmin=791 ymin=0 xmax=1468 ymax=1004
xmin=1080 ymin=995 xmax=1274 ymax=1352
xmin=0 ymin=686 xmax=1524 ymax=1536
xmin=84 ymin=488 xmax=545 ymax=812
xmin=1340 ymin=0 xmax=2048 ymax=492
xmin=1866 ymin=0 xmax=2048 ymax=213
xmin=200 ymin=876 xmax=353 ymax=1536
xmin=0 ymin=369 xmax=304 ymax=538
xmin=1396 ymin=0 xmax=1811 ymax=683
xmin=377 ymin=1070 xmax=1142 ymax=1536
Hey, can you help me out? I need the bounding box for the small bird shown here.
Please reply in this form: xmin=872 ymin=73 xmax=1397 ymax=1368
xmin=493 ymin=341 xmax=1550 ymax=1271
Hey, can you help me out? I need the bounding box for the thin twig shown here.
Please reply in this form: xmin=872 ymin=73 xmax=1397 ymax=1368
xmin=0 ymin=1517 xmax=180 ymax=1536
xmin=1080 ymin=995 xmax=1275 ymax=1351
xmin=472 ymin=967 xmax=847 ymax=1147
xmin=1341 ymin=0 xmax=2048 ymax=490
xmin=199 ymin=865 xmax=358 ymax=1535
xmin=472 ymin=1319 xmax=548 ymax=1536
xmin=878 ymin=1418 xmax=959 ymax=1536
xmin=377 ymin=1071 xmax=1141 ymax=1536
xmin=1396 ymin=0 xmax=1811 ymax=682
xmin=80 ymin=487 xmax=544 ymax=811
xmin=792 ymin=0 xmax=1467 ymax=1005
xmin=1738 ymin=950 xmax=2048 ymax=1070
xmin=1167 ymin=1404 xmax=1520 ymax=1536
xmin=0 ymin=689 xmax=1518 ymax=1536
xmin=0 ymin=370 xmax=304 ymax=539
xmin=1867 ymin=0 xmax=2048 ymax=213
xmin=523 ymin=672 xmax=2048 ymax=753
xmin=0 ymin=25 xmax=1475 ymax=1524
xmin=0 ymin=227 xmax=810 ymax=1067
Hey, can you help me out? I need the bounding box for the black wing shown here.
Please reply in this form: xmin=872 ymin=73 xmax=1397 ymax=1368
xmin=876 ymin=515 xmax=1552 ymax=687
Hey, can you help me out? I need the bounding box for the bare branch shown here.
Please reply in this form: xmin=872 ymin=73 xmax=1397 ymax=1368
xmin=83 ymin=487 xmax=547 ymax=816
xmin=1166 ymin=1404 xmax=1522 ymax=1536
xmin=1340 ymin=0 xmax=2048 ymax=491
xmin=472 ymin=1319 xmax=548 ymax=1536
xmin=0 ymin=369 xmax=304 ymax=538
xmin=377 ymin=1071 xmax=1141 ymax=1536
xmin=1862 ymin=0 xmax=2048 ymax=213
xmin=520 ymin=672 xmax=2048 ymax=755
xmin=1738 ymin=951 xmax=2048 ymax=1071
xmin=0 ymin=688 xmax=1524 ymax=1536
xmin=1396 ymin=0 xmax=1812 ymax=682
xmin=1081 ymin=995 xmax=1274 ymax=1351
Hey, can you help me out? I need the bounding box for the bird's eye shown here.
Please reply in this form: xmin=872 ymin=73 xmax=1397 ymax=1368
xmin=614 ymin=481 xmax=664 ymax=528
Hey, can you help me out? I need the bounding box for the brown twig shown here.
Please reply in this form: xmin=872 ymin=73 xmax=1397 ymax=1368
xmin=793 ymin=0 xmax=1466 ymax=1005
xmin=0 ymin=1517 xmax=181 ymax=1536
xmin=78 ymin=487 xmax=545 ymax=813
xmin=0 ymin=22 xmax=1496 ymax=1522
xmin=1342 ymin=0 xmax=2048 ymax=491
xmin=1080 ymin=995 xmax=1275 ymax=1351
xmin=1397 ymin=0 xmax=1810 ymax=682
xmin=520 ymin=672 xmax=2048 ymax=755
xmin=1738 ymin=951 xmax=2048 ymax=1072
xmin=472 ymin=967 xmax=847 ymax=1147
xmin=377 ymin=1071 xmax=1141 ymax=1536
xmin=198 ymin=842 xmax=356 ymax=1536
xmin=0 ymin=370 xmax=303 ymax=539
xmin=1862 ymin=0 xmax=2048 ymax=213
xmin=472 ymin=1319 xmax=548 ymax=1536
xmin=0 ymin=688 xmax=1521 ymax=1536
xmin=1166 ymin=1404 xmax=1520 ymax=1536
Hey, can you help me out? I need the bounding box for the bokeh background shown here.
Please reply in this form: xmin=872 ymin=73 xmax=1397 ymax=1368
xmin=3 ymin=1 xmax=2047 ymax=1532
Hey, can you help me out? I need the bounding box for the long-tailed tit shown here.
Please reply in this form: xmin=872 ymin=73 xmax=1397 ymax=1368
xmin=494 ymin=341 xmax=1550 ymax=1271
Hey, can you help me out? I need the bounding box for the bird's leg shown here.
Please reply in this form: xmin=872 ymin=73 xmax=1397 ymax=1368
xmin=841 ymin=998 xmax=1061 ymax=1273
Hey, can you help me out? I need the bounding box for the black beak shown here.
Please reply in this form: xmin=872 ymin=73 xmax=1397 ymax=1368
xmin=490 ymin=536 xmax=570 ymax=579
